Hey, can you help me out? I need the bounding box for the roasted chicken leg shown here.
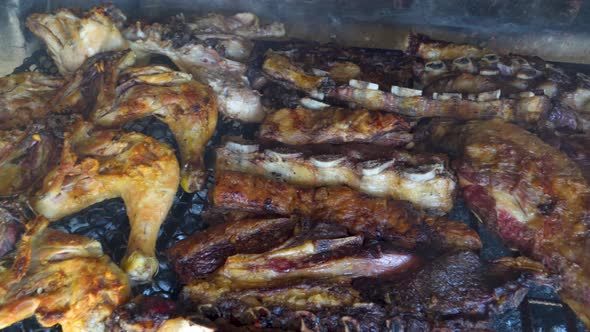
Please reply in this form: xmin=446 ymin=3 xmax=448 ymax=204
xmin=32 ymin=122 xmax=180 ymax=282
xmin=94 ymin=65 xmax=218 ymax=192
xmin=0 ymin=217 xmax=130 ymax=331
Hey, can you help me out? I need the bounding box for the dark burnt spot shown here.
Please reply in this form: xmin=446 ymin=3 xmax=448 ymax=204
xmin=538 ymin=202 xmax=556 ymax=216
xmin=263 ymin=198 xmax=273 ymax=211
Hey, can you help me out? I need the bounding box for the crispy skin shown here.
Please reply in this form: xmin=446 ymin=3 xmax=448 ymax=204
xmin=216 ymin=141 xmax=456 ymax=213
xmin=406 ymin=33 xmax=488 ymax=61
xmin=0 ymin=217 xmax=130 ymax=332
xmin=32 ymin=122 xmax=179 ymax=282
xmin=431 ymin=119 xmax=590 ymax=327
xmin=210 ymin=171 xmax=481 ymax=251
xmin=0 ymin=72 xmax=63 ymax=129
xmin=330 ymin=86 xmax=549 ymax=124
xmin=0 ymin=123 xmax=55 ymax=196
xmin=94 ymin=65 xmax=218 ymax=192
xmin=51 ymin=49 xmax=135 ymax=115
xmin=26 ymin=4 xmax=128 ymax=76
xmin=262 ymin=51 xmax=334 ymax=95
xmin=168 ymin=217 xmax=297 ymax=282
xmin=259 ymin=106 xmax=414 ymax=146
xmin=124 ymin=22 xmax=264 ymax=122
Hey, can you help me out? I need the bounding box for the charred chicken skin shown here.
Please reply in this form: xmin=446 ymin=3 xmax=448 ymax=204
xmin=0 ymin=217 xmax=130 ymax=332
xmin=210 ymin=170 xmax=481 ymax=251
xmin=430 ymin=118 xmax=590 ymax=327
xmin=215 ymin=139 xmax=456 ymax=213
xmin=94 ymin=65 xmax=218 ymax=192
xmin=26 ymin=4 xmax=128 ymax=76
xmin=32 ymin=122 xmax=179 ymax=282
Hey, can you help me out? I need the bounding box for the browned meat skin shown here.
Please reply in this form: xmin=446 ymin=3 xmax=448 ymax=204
xmin=540 ymin=132 xmax=590 ymax=182
xmin=330 ymin=85 xmax=550 ymax=124
xmin=216 ymin=140 xmax=456 ymax=214
xmin=0 ymin=217 xmax=130 ymax=332
xmin=51 ymin=49 xmax=135 ymax=116
xmin=32 ymin=122 xmax=180 ymax=282
xmin=0 ymin=123 xmax=56 ymax=196
xmin=258 ymin=106 xmax=414 ymax=147
xmin=210 ymin=170 xmax=481 ymax=251
xmin=94 ymin=65 xmax=218 ymax=192
xmin=106 ymin=295 xmax=178 ymax=332
xmin=424 ymin=73 xmax=499 ymax=95
xmin=167 ymin=217 xmax=297 ymax=282
xmin=26 ymin=4 xmax=128 ymax=76
xmin=406 ymin=33 xmax=488 ymax=61
xmin=367 ymin=251 xmax=538 ymax=319
xmin=430 ymin=119 xmax=590 ymax=327
xmin=0 ymin=72 xmax=63 ymax=130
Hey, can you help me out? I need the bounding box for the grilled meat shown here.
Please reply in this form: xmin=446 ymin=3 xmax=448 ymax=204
xmin=0 ymin=217 xmax=130 ymax=332
xmin=258 ymin=106 xmax=414 ymax=147
xmin=330 ymin=85 xmax=549 ymax=124
xmin=26 ymin=4 xmax=128 ymax=76
xmin=0 ymin=123 xmax=55 ymax=196
xmin=216 ymin=139 xmax=456 ymax=213
xmin=430 ymin=118 xmax=590 ymax=327
xmin=124 ymin=21 xmax=265 ymax=122
xmin=32 ymin=122 xmax=179 ymax=282
xmin=0 ymin=72 xmax=63 ymax=129
xmin=406 ymin=33 xmax=488 ymax=61
xmin=210 ymin=170 xmax=481 ymax=251
xmin=0 ymin=197 xmax=32 ymax=258
xmin=184 ymin=12 xmax=285 ymax=39
xmin=168 ymin=217 xmax=297 ymax=282
xmin=94 ymin=65 xmax=218 ymax=192
xmin=52 ymin=49 xmax=135 ymax=116
xmin=540 ymin=131 xmax=590 ymax=182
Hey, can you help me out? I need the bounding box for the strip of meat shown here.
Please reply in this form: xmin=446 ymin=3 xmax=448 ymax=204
xmin=184 ymin=12 xmax=285 ymax=39
xmin=406 ymin=33 xmax=488 ymax=61
xmin=0 ymin=217 xmax=130 ymax=332
xmin=258 ymin=106 xmax=414 ymax=146
xmin=210 ymin=170 xmax=481 ymax=251
xmin=0 ymin=72 xmax=63 ymax=130
xmin=167 ymin=217 xmax=297 ymax=282
xmin=32 ymin=122 xmax=179 ymax=283
xmin=330 ymin=85 xmax=549 ymax=124
xmin=430 ymin=119 xmax=590 ymax=327
xmin=26 ymin=4 xmax=128 ymax=76
xmin=94 ymin=65 xmax=218 ymax=192
xmin=216 ymin=140 xmax=455 ymax=213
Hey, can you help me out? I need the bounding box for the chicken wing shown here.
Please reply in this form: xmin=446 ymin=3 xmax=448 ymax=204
xmin=258 ymin=106 xmax=414 ymax=147
xmin=94 ymin=65 xmax=218 ymax=192
xmin=124 ymin=21 xmax=264 ymax=122
xmin=210 ymin=170 xmax=481 ymax=251
xmin=32 ymin=122 xmax=179 ymax=282
xmin=0 ymin=217 xmax=130 ymax=332
xmin=26 ymin=4 xmax=128 ymax=76
xmin=430 ymin=118 xmax=590 ymax=327
xmin=0 ymin=72 xmax=63 ymax=129
xmin=216 ymin=139 xmax=456 ymax=213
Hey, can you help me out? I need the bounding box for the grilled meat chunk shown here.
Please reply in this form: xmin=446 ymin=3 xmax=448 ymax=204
xmin=124 ymin=21 xmax=264 ymax=122
xmin=32 ymin=122 xmax=179 ymax=282
xmin=184 ymin=12 xmax=285 ymax=39
xmin=0 ymin=72 xmax=63 ymax=129
xmin=0 ymin=217 xmax=130 ymax=332
xmin=406 ymin=33 xmax=488 ymax=61
xmin=26 ymin=4 xmax=128 ymax=76
xmin=210 ymin=170 xmax=481 ymax=251
xmin=216 ymin=139 xmax=456 ymax=213
xmin=94 ymin=65 xmax=218 ymax=192
xmin=258 ymin=106 xmax=414 ymax=147
xmin=430 ymin=118 xmax=590 ymax=327
xmin=0 ymin=123 xmax=55 ymax=196
xmin=0 ymin=197 xmax=33 ymax=258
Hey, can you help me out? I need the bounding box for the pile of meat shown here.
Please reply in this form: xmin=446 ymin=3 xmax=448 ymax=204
xmin=0 ymin=3 xmax=590 ymax=331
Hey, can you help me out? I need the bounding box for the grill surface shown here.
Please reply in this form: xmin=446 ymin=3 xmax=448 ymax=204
xmin=2 ymin=45 xmax=590 ymax=332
